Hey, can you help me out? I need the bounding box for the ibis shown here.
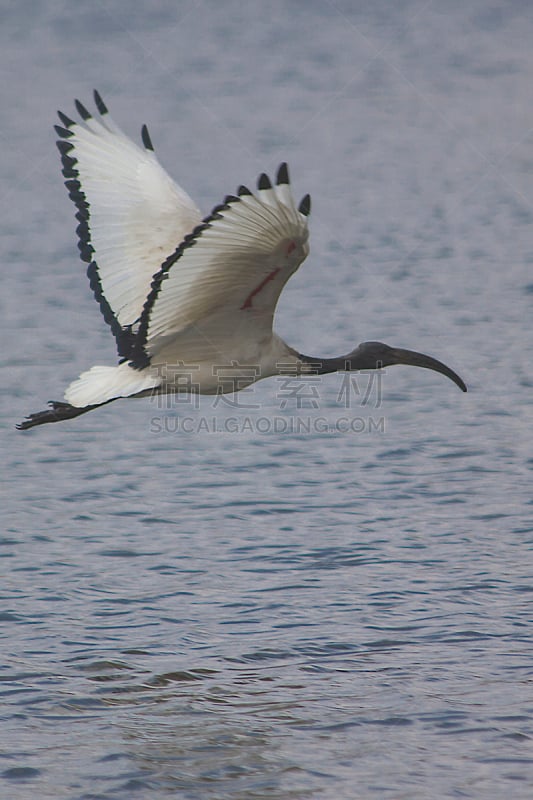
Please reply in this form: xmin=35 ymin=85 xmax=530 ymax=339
xmin=17 ymin=91 xmax=466 ymax=431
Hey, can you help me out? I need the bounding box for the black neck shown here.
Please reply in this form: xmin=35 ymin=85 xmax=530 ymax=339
xmin=296 ymin=353 xmax=351 ymax=374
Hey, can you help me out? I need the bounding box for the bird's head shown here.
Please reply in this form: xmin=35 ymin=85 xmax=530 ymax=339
xmin=344 ymin=341 xmax=467 ymax=392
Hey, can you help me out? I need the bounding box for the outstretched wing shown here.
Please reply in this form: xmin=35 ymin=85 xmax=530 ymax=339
xmin=130 ymin=164 xmax=311 ymax=369
xmin=55 ymin=91 xmax=201 ymax=359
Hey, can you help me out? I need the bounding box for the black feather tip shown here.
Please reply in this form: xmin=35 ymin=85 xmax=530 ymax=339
xmin=298 ymin=194 xmax=311 ymax=216
xmin=258 ymin=173 xmax=272 ymax=191
xmin=93 ymin=89 xmax=108 ymax=115
xmin=276 ymin=163 xmax=289 ymax=185
xmin=57 ymin=110 xmax=75 ymax=129
xmin=56 ymin=139 xmax=74 ymax=155
xmin=141 ymin=124 xmax=154 ymax=151
xmin=212 ymin=201 xmax=230 ymax=215
xmin=74 ymin=99 xmax=91 ymax=121
xmin=55 ymin=124 xmax=74 ymax=139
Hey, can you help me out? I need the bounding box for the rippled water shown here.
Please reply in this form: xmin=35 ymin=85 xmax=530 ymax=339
xmin=2 ymin=2 xmax=533 ymax=798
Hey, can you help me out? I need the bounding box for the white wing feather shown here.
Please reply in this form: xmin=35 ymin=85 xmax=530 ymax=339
xmin=135 ymin=178 xmax=310 ymax=363
xmin=57 ymin=94 xmax=201 ymax=331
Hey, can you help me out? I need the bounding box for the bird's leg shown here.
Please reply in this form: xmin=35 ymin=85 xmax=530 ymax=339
xmin=16 ymin=401 xmax=101 ymax=430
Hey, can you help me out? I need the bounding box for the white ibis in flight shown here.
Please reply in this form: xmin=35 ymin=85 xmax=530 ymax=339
xmin=17 ymin=91 xmax=466 ymax=430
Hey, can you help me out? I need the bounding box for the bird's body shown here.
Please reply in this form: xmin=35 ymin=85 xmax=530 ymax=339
xmin=17 ymin=92 xmax=466 ymax=431
xmin=65 ymin=331 xmax=300 ymax=408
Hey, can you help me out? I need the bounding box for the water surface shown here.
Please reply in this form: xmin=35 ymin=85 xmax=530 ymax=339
xmin=1 ymin=2 xmax=532 ymax=798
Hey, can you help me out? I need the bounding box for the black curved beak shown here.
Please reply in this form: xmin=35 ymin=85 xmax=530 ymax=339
xmin=390 ymin=348 xmax=467 ymax=392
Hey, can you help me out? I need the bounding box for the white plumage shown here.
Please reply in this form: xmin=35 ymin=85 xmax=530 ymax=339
xmin=63 ymin=98 xmax=201 ymax=330
xmin=17 ymin=91 xmax=466 ymax=430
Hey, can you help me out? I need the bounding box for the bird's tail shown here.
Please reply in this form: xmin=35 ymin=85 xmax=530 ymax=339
xmin=16 ymin=363 xmax=161 ymax=430
xmin=63 ymin=363 xmax=160 ymax=407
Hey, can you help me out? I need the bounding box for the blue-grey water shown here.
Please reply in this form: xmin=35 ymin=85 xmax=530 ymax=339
xmin=1 ymin=2 xmax=532 ymax=798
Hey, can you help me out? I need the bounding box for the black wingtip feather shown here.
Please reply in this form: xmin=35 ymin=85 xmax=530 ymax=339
xmin=211 ymin=202 xmax=229 ymax=215
xmin=78 ymin=242 xmax=94 ymax=263
xmin=55 ymin=124 xmax=74 ymax=139
xmin=60 ymin=154 xmax=78 ymax=177
xmin=298 ymin=194 xmax=311 ymax=216
xmin=57 ymin=110 xmax=75 ymax=128
xmin=258 ymin=173 xmax=272 ymax=190
xmin=93 ymin=90 xmax=108 ymax=115
xmin=56 ymin=139 xmax=74 ymax=155
xmin=74 ymin=99 xmax=91 ymax=121
xmin=238 ymin=185 xmax=252 ymax=196
xmin=276 ymin=163 xmax=289 ymax=185
xmin=141 ymin=124 xmax=154 ymax=151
